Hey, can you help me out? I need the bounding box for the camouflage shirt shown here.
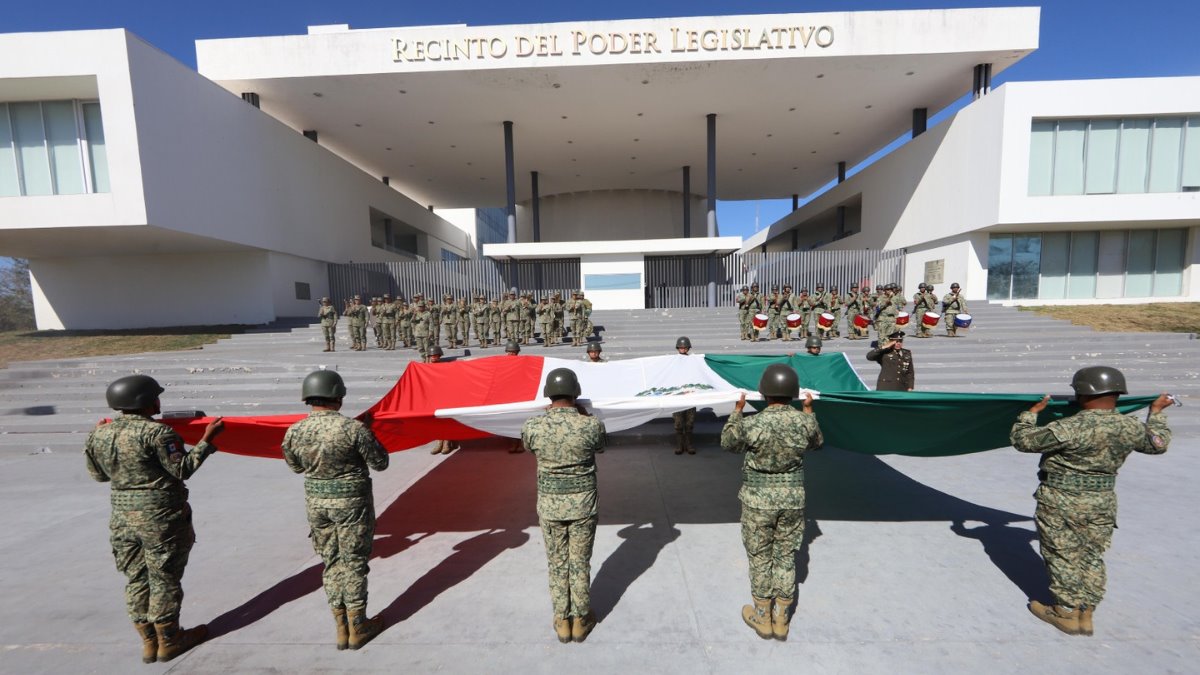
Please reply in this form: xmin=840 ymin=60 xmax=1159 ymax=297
xmin=1011 ymin=409 xmax=1170 ymax=477
xmin=721 ymin=405 xmax=824 ymax=509
xmin=84 ymin=414 xmax=215 ymax=493
xmin=282 ymin=410 xmax=389 ymax=479
xmin=521 ymin=406 xmax=607 ymax=520
xmin=318 ymin=305 xmax=338 ymax=327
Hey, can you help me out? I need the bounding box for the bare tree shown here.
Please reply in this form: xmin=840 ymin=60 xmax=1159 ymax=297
xmin=0 ymin=258 xmax=34 ymax=331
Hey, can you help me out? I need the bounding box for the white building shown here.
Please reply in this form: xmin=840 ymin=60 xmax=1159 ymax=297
xmin=0 ymin=7 xmax=1195 ymax=329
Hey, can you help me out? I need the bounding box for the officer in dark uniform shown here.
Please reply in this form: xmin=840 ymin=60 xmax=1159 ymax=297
xmin=866 ymin=331 xmax=915 ymax=391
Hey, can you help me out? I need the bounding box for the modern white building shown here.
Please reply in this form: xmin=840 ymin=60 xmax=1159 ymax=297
xmin=0 ymin=7 xmax=1196 ymax=329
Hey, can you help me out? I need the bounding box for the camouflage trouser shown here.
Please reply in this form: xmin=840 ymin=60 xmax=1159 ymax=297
xmin=322 ymin=325 xmax=337 ymax=345
xmin=738 ymin=311 xmax=749 ymax=339
xmin=373 ymin=322 xmax=382 ymax=344
xmin=1035 ymin=485 xmax=1116 ymax=609
xmin=351 ymin=324 xmax=366 ymax=346
xmin=767 ymin=312 xmax=782 ymax=339
xmin=400 ymin=322 xmax=412 ymax=347
xmin=537 ymin=322 xmax=549 ymax=343
xmin=459 ymin=320 xmax=470 ymax=346
xmin=540 ymin=514 xmax=597 ymax=618
xmin=944 ymin=312 xmax=959 ymax=336
xmin=110 ymin=504 xmax=195 ymax=624
xmin=551 ymin=319 xmax=563 ymax=344
xmin=380 ymin=321 xmax=395 ymax=349
xmin=571 ymin=317 xmax=586 ymax=343
xmin=489 ymin=321 xmax=502 ymax=344
xmin=307 ymin=496 xmax=376 ymax=610
xmin=673 ymin=408 xmax=696 ymax=434
xmin=442 ymin=322 xmax=458 ymax=347
xmin=414 ymin=333 xmax=429 ymax=359
xmin=475 ymin=323 xmax=489 ymax=346
xmin=506 ymin=320 xmax=520 ymax=340
xmin=520 ymin=319 xmax=532 ymax=342
xmin=741 ymin=505 xmax=804 ymax=600
xmin=876 ymin=318 xmax=895 ymax=340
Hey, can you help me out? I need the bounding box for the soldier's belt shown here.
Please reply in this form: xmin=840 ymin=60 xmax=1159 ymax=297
xmin=537 ymin=474 xmax=597 ymax=494
xmin=110 ymin=489 xmax=186 ymax=511
xmin=742 ymin=468 xmax=805 ymax=488
xmin=304 ymin=477 xmax=372 ymax=499
xmin=1041 ymin=472 xmax=1115 ymax=492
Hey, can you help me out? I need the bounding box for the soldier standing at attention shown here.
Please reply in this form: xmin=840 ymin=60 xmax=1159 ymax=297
xmin=866 ymin=331 xmax=915 ymax=391
xmin=521 ymin=368 xmax=607 ymax=643
xmin=411 ymin=300 xmax=431 ymax=361
xmin=85 ymin=375 xmax=225 ymax=663
xmin=319 ymin=297 xmax=338 ymax=352
xmin=439 ymin=294 xmax=458 ymax=349
xmin=720 ymin=365 xmax=823 ymax=641
xmin=766 ymin=284 xmax=783 ymax=341
xmin=471 ymin=294 xmax=489 ymax=348
xmin=369 ymin=298 xmax=383 ymax=348
xmin=536 ymin=297 xmax=552 ymax=345
xmin=735 ymin=285 xmax=751 ymax=340
xmin=583 ymin=343 xmax=607 ymax=363
xmin=398 ymin=297 xmax=412 ymax=349
xmin=942 ymin=282 xmax=967 ymax=337
xmin=746 ymin=283 xmax=763 ymax=340
xmin=456 ymin=295 xmax=471 ymax=348
xmin=520 ymin=293 xmax=536 ymax=345
xmin=844 ymin=283 xmax=866 ymax=340
xmin=672 ymin=336 xmax=698 ymax=455
xmin=1010 ymin=367 xmax=1172 ymax=636
xmin=874 ymin=284 xmax=900 ymax=341
xmin=283 ymin=370 xmax=389 ymax=650
xmin=345 ymin=296 xmax=368 ymax=351
xmin=378 ymin=294 xmax=397 ymax=350
xmin=501 ymin=291 xmax=518 ymax=342
xmin=551 ymin=293 xmax=567 ymax=346
xmin=488 ymin=297 xmax=503 ymax=347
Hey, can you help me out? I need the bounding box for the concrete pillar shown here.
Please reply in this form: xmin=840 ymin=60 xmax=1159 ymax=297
xmin=706 ymin=113 xmax=718 ymax=308
xmin=682 ymin=165 xmax=692 ymax=238
xmin=837 ymin=161 xmax=846 ymax=183
xmin=503 ymin=121 xmax=517 ymax=244
xmin=531 ymin=170 xmax=541 ymax=243
xmin=972 ymin=63 xmax=993 ymax=100
xmin=912 ymin=108 xmax=927 ymax=138
xmin=240 ymin=92 xmax=260 ymax=108
xmin=792 ymin=194 xmax=799 ymax=211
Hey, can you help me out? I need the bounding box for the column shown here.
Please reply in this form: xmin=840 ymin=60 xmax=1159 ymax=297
xmin=837 ymin=161 xmax=846 ymax=183
xmin=912 ymin=109 xmax=927 ymax=138
xmin=792 ymin=194 xmax=799 ymax=211
xmin=682 ymin=165 xmax=692 ymax=238
xmin=706 ymin=113 xmax=718 ymax=308
xmin=531 ymin=170 xmax=541 ymax=243
xmin=503 ymin=121 xmax=517 ymax=243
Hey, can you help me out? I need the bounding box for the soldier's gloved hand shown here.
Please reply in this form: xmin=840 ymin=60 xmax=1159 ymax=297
xmin=1150 ymin=393 xmax=1174 ymax=413
xmin=1028 ymin=395 xmax=1051 ymax=414
xmin=202 ymin=417 xmax=225 ymax=443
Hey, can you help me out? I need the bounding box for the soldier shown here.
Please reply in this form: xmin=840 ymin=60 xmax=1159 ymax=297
xmin=521 ymin=368 xmax=607 ymax=643
xmin=735 ymin=285 xmax=751 ymax=341
xmin=583 ymin=342 xmax=607 ymax=363
xmin=378 ymin=294 xmax=397 ymax=350
xmin=500 ymin=291 xmax=517 ymax=342
xmin=766 ymin=284 xmax=783 ymax=340
xmin=85 ymin=375 xmax=225 ymax=663
xmin=579 ymin=291 xmax=594 ymax=341
xmin=1011 ymin=367 xmax=1173 ymax=636
xmin=776 ymin=286 xmax=796 ymax=342
xmin=866 ymin=331 xmax=915 ymax=391
xmin=745 ymin=283 xmax=764 ymax=341
xmin=720 ymin=364 xmax=823 ymax=641
xmin=942 ymin=282 xmax=967 ymax=337
xmin=318 ymin=297 xmax=338 ymax=352
xmin=283 ymin=370 xmax=389 ymax=650
xmin=398 ymin=297 xmax=413 ymax=348
xmin=344 ymin=296 xmax=368 ymax=351
xmin=411 ymin=300 xmax=432 ymax=361
xmin=488 ymin=297 xmax=503 ymax=347
xmin=426 ymin=346 xmax=460 ymax=454
xmin=802 ymin=335 xmax=822 ymax=356
xmin=794 ymin=288 xmax=811 ymax=338
xmin=457 ymin=295 xmax=471 ymax=348
xmin=570 ymin=291 xmax=590 ymax=346
xmin=370 ymin=297 xmax=383 ymax=348
xmin=536 ymin=297 xmax=552 ymax=345
xmin=811 ymin=283 xmax=830 ymax=338
xmin=825 ymin=286 xmax=843 ymax=340
xmin=874 ymin=284 xmax=900 ymax=341
xmin=471 ymin=295 xmax=490 ymax=348
xmin=505 ymin=339 xmax=521 ymax=356
xmin=520 ymin=293 xmax=536 ymax=345
xmin=672 ymin=336 xmax=697 ymax=455
xmin=439 ymin=294 xmax=458 ymax=349
xmin=844 ymin=283 xmax=867 ymax=340
xmin=912 ymin=283 xmax=933 ymax=338
xmin=428 ymin=294 xmax=442 ymax=345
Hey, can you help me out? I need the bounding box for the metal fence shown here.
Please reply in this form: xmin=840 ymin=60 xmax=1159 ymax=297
xmin=327 ymin=258 xmax=581 ymax=302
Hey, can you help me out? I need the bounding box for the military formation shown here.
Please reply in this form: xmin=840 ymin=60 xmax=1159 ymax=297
xmin=320 ymin=290 xmax=594 ymax=360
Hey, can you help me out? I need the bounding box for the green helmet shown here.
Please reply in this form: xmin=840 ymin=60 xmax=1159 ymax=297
xmin=301 ymin=370 xmax=346 ymax=402
xmin=505 ymin=340 xmax=520 ymax=354
xmin=543 ymin=368 xmax=581 ymax=399
xmin=675 ymin=336 xmax=692 ymax=350
xmin=805 ymin=336 xmax=822 ymax=349
xmin=586 ymin=343 xmax=602 ymax=353
xmin=758 ymin=364 xmax=799 ymax=399
xmin=1071 ymin=366 xmax=1127 ymax=396
xmin=106 ymin=375 xmax=164 ymax=410
xmin=429 ymin=345 xmax=444 ymax=357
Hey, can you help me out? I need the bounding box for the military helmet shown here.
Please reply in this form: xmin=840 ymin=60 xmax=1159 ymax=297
xmin=443 ymin=293 xmax=453 ymax=300
xmin=383 ymin=293 xmax=391 ymax=299
xmin=816 ymin=282 xmax=824 ymax=289
xmin=805 ymin=336 xmax=822 ymax=349
xmin=301 ymin=370 xmax=346 ymax=402
xmin=799 ymin=288 xmax=808 ymax=294
xmin=505 ymin=339 xmax=521 ymax=354
xmin=831 ymin=286 xmax=839 ymax=292
xmin=675 ymin=336 xmax=692 ymax=350
xmin=320 ymin=296 xmax=330 ymax=303
xmin=758 ymin=364 xmax=799 ymax=399
xmin=875 ymin=285 xmax=883 ymax=291
xmin=950 ymin=283 xmax=961 ymax=289
xmin=106 ymin=374 xmax=165 ymax=410
xmin=850 ymin=283 xmax=859 ymax=289
xmin=741 ymin=285 xmax=749 ymax=292
xmin=586 ymin=343 xmax=602 ymax=353
xmin=353 ymin=295 xmax=362 ymax=301
xmin=578 ymin=291 xmax=585 ymax=298
xmin=750 ymin=282 xmax=759 ymax=288
xmin=543 ymin=368 xmax=581 ymax=399
xmin=1071 ymin=366 xmax=1127 ymax=396
xmin=771 ymin=284 xmax=779 ymax=292
xmin=429 ymin=345 xmax=444 ymax=357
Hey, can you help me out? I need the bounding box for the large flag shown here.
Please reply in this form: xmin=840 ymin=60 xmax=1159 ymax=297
xmin=163 ymin=353 xmax=1155 ymax=459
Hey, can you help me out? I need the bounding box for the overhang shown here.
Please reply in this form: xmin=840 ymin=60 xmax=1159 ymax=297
xmin=483 ymin=236 xmax=743 ymax=260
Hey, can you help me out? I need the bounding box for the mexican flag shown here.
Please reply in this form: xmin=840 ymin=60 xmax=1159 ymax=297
xmin=164 ymin=353 xmax=1155 ymax=459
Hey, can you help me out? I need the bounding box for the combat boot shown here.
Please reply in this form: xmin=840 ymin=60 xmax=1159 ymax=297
xmin=684 ymin=433 xmax=696 ymax=455
xmin=323 ymin=341 xmax=332 ymax=352
xmin=553 ymin=617 xmax=571 ymax=643
xmin=346 ymin=607 xmax=384 ymax=649
xmin=1078 ymin=605 xmax=1094 ymax=636
xmin=771 ymin=597 xmax=794 ymax=641
xmin=1028 ymin=600 xmax=1080 ymax=635
xmin=742 ymin=596 xmax=773 ymax=639
xmin=571 ymin=611 xmax=597 ymax=643
xmin=154 ymin=620 xmax=208 ymax=662
xmin=332 ymin=607 xmax=349 ymax=650
xmin=674 ymin=433 xmax=685 ymax=455
xmin=133 ymin=622 xmax=157 ymax=664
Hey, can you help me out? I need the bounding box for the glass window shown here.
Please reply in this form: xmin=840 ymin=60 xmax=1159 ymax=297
xmin=1153 ymin=228 xmax=1186 ymax=296
xmin=1038 ymin=232 xmax=1070 ymax=300
xmin=1011 ymin=234 xmax=1041 ymax=299
xmin=1149 ymin=118 xmax=1184 ymax=193
xmin=1085 ymin=119 xmax=1119 ymax=194
xmin=1052 ymin=120 xmax=1086 ymax=195
xmin=1067 ymin=232 xmax=1098 ymax=298
xmin=1117 ymin=119 xmax=1151 ymax=194
xmin=82 ymin=102 xmax=109 ymax=193
xmin=1028 ymin=121 xmax=1055 ymax=196
xmin=986 ymin=235 xmax=1013 ymax=300
xmin=1125 ymin=230 xmax=1156 ymax=297
xmin=10 ymin=102 xmax=52 ymax=196
xmin=0 ymin=104 xmax=19 ymax=197
xmin=43 ymin=101 xmax=84 ymax=195
xmin=1095 ymin=230 xmax=1126 ymax=298
xmin=1182 ymin=116 xmax=1200 ymax=190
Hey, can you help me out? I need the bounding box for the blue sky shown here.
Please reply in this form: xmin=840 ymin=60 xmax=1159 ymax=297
xmin=5 ymin=0 xmax=1198 ymax=240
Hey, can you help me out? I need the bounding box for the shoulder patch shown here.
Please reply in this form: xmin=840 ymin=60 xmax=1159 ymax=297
xmin=1149 ymin=432 xmax=1166 ymax=449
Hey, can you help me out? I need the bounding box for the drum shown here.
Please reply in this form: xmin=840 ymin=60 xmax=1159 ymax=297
xmin=853 ymin=314 xmax=871 ymax=329
xmin=954 ymin=313 xmax=973 ymax=329
xmin=817 ymin=312 xmax=835 ymax=328
xmin=752 ymin=313 xmax=769 ymax=329
xmin=895 ymin=312 xmax=910 ymax=326
xmin=785 ymin=313 xmax=803 ymax=329
xmin=922 ymin=311 xmax=941 ymax=327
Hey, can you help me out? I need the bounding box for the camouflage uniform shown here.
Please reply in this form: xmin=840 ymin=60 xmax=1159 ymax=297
xmin=471 ymin=297 xmax=490 ymax=347
xmin=1011 ymin=408 xmax=1170 ymax=610
xmin=720 ymin=405 xmax=823 ymax=600
xmin=319 ymin=303 xmax=338 ymax=348
xmin=519 ymin=295 xmax=536 ymax=344
xmin=504 ymin=294 xmax=521 ymax=341
xmin=283 ymin=410 xmax=389 ymax=610
xmin=874 ymin=292 xmax=899 ymax=340
xmin=345 ymin=301 xmax=368 ymax=350
xmin=378 ymin=300 xmax=397 ymax=350
xmin=521 ymin=407 xmax=607 ymax=620
xmin=942 ymin=290 xmax=967 ymax=336
xmin=488 ymin=299 xmax=503 ymax=346
xmin=735 ymin=288 xmax=751 ymax=340
xmin=440 ymin=298 xmax=458 ymax=348
xmin=84 ymin=415 xmax=216 ymax=624
xmin=411 ymin=305 xmax=432 ymax=360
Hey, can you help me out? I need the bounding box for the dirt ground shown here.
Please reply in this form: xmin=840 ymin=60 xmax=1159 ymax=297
xmin=0 ymin=326 xmax=240 ymax=368
xmin=1021 ymin=303 xmax=1200 ymax=334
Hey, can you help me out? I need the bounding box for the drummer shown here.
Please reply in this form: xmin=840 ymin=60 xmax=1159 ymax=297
xmin=942 ymin=282 xmax=968 ymax=337
xmin=779 ymin=285 xmax=799 ymax=342
xmin=794 ymin=288 xmax=812 ymax=338
xmin=844 ymin=283 xmax=867 ymax=340
xmin=824 ymin=286 xmax=843 ymax=340
xmin=913 ymin=283 xmax=936 ymax=338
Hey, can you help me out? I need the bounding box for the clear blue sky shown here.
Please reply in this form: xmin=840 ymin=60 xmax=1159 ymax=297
xmin=5 ymin=0 xmax=1198 ymax=240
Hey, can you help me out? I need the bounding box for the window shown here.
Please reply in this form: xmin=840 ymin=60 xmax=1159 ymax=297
xmin=0 ymin=100 xmax=110 ymax=196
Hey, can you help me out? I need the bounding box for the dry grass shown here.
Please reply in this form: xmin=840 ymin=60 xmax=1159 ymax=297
xmin=0 ymin=326 xmax=243 ymax=369
xmin=1021 ymin=303 xmax=1200 ymax=334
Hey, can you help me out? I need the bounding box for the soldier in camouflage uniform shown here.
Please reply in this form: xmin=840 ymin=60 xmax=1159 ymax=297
xmin=488 ymin=297 xmax=503 ymax=347
xmin=720 ymin=365 xmax=823 ymax=641
xmin=735 ymin=285 xmax=751 ymax=340
xmin=344 ymin=296 xmax=368 ymax=351
xmin=283 ymin=370 xmax=389 ymax=650
xmin=411 ymin=300 xmax=432 ymax=361
xmin=550 ymin=293 xmax=566 ymax=346
xmin=942 ymin=282 xmax=967 ymax=337
xmin=672 ymin=336 xmax=697 ymax=455
xmin=1010 ymin=366 xmax=1173 ymax=636
xmin=521 ymin=368 xmax=607 ymax=643
xmin=504 ymin=291 xmax=521 ymax=341
xmin=318 ymin=297 xmax=338 ymax=352
xmin=85 ymin=375 xmax=225 ymax=663
xmin=583 ymin=343 xmax=607 ymax=363
xmin=397 ymin=298 xmax=413 ymax=348
xmin=471 ymin=295 xmax=490 ymax=347
xmin=519 ymin=293 xmax=535 ymax=345
xmin=874 ymin=284 xmax=900 ymax=341
xmin=378 ymin=294 xmax=397 ymax=350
